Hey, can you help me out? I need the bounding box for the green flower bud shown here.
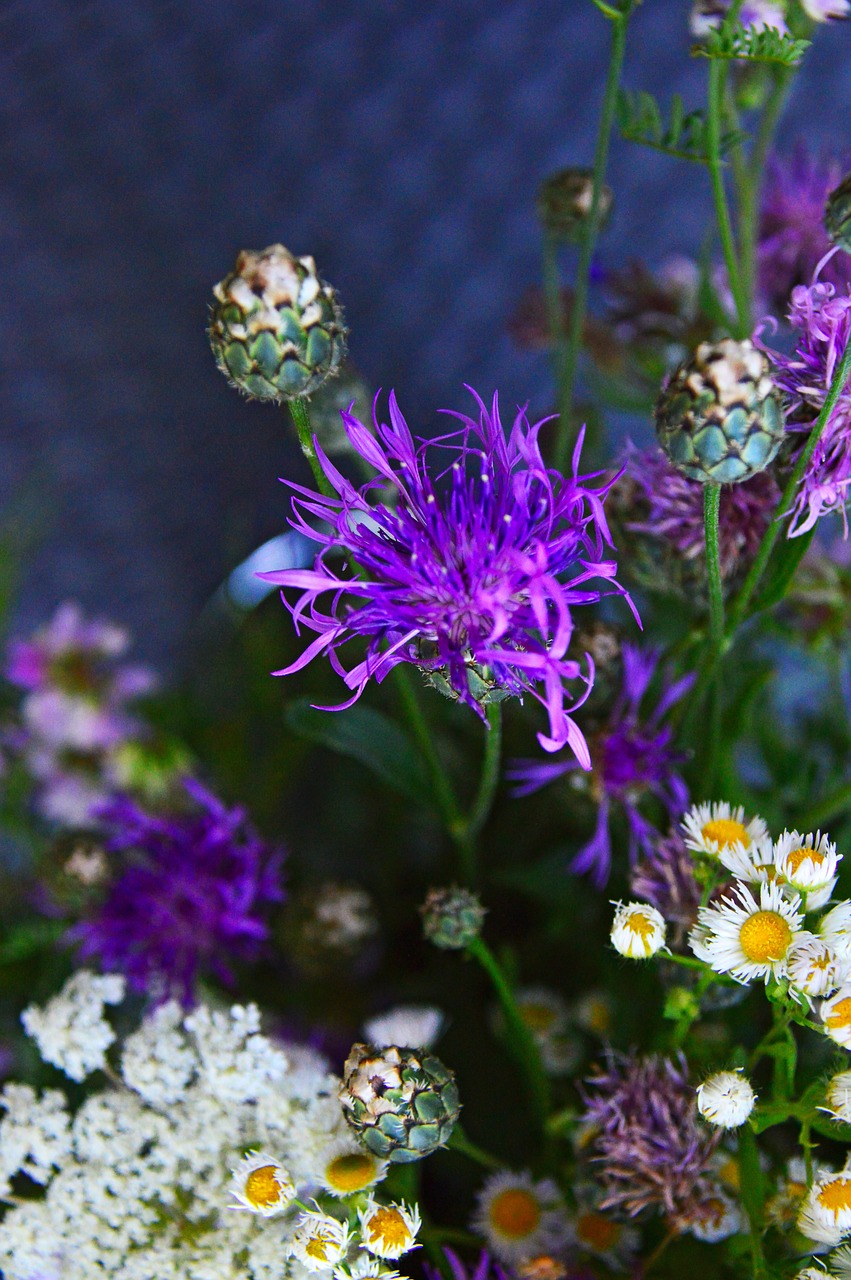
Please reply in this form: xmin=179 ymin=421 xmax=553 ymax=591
xmin=420 ymin=886 xmax=486 ymax=950
xmin=340 ymin=1043 xmax=461 ymax=1162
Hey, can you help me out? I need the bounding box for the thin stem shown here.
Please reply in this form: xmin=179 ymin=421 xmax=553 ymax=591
xmin=446 ymin=1125 xmax=503 ymax=1170
xmin=641 ymin=1227 xmax=677 ymax=1278
xmin=466 ymin=936 xmax=551 ymax=1127
xmin=542 ymin=233 xmax=567 ymax=391
xmin=706 ymin=58 xmax=750 ymax=337
xmin=704 ymin=484 xmax=725 ymax=652
xmin=288 ymin=398 xmax=336 ymax=498
xmin=553 ymin=11 xmax=628 ymax=470
xmin=738 ymin=1124 xmax=768 ymax=1280
xmin=393 ymin=666 xmax=466 ymax=843
xmin=466 ymin=703 xmax=503 ymax=840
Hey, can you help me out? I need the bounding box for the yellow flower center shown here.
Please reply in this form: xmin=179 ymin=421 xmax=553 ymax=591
xmin=625 ymin=910 xmax=655 ymax=940
xmin=818 ymin=1178 xmax=851 ymax=1217
xmin=586 ymin=1000 xmax=611 ymax=1036
xmin=489 ymin=1189 xmax=542 ymax=1239
xmin=326 ymin=1151 xmax=377 ymax=1193
xmin=305 ymin=1232 xmax=335 ymax=1262
xmin=245 ymin=1166 xmax=283 ymax=1209
xmin=717 ymin=1156 xmax=740 ymax=1191
xmin=826 ymin=998 xmax=851 ymax=1030
xmin=785 ymin=846 xmax=826 ymax=876
xmin=367 ymin=1207 xmax=411 ymax=1252
xmin=702 ymin=818 xmax=748 ymax=849
xmin=520 ymin=1003 xmax=557 ymax=1033
xmin=738 ymin=910 xmax=792 ymax=964
xmin=576 ymin=1212 xmax=619 ymax=1251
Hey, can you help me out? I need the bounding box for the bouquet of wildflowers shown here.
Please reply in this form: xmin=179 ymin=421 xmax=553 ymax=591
xmin=4 ymin=3 xmax=851 ymax=1278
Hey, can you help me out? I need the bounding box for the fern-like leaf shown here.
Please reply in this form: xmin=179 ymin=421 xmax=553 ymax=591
xmin=693 ymin=26 xmax=810 ymax=66
xmin=616 ymin=89 xmax=745 ymax=164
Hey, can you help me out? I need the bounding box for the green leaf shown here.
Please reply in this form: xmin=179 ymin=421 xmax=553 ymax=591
xmin=749 ymin=525 xmax=816 ymax=616
xmin=693 ymin=26 xmax=810 ymax=67
xmin=0 ymin=919 xmax=66 ymax=965
xmin=617 ymin=88 xmax=745 ymax=164
xmin=284 ymin=699 xmax=434 ymax=809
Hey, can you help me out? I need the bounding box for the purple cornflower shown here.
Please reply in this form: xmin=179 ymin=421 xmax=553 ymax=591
xmin=423 ymin=1250 xmax=512 ymax=1280
xmin=758 ymin=265 xmax=851 ymax=536
xmin=509 ymin=646 xmax=692 ymax=886
xmin=71 ymin=779 xmax=284 ymax=1004
xmin=581 ymin=1052 xmax=720 ymax=1232
xmin=620 ymin=443 xmax=780 ymax=582
xmin=758 ymin=147 xmax=850 ymax=312
xmin=260 ymin=389 xmax=634 ymax=763
xmin=630 ymin=830 xmax=701 ymax=941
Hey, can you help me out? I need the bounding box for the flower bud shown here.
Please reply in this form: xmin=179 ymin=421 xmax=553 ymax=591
xmin=610 ymin=901 xmax=666 ymax=959
xmin=696 ymin=1070 xmax=756 ymax=1128
xmin=340 ymin=1043 xmax=461 ymax=1162
xmin=420 ymin=886 xmax=486 ymax=950
xmin=536 ymin=167 xmax=613 ymax=243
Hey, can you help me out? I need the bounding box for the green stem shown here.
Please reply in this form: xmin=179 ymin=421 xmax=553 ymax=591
xmin=553 ymin=11 xmax=628 ymax=470
xmin=393 ymin=666 xmax=466 ymax=843
xmin=706 ymin=58 xmax=750 ymax=337
xmin=287 ymin=398 xmax=336 ymax=498
xmin=704 ymin=484 xmax=725 ymax=652
xmin=465 ymin=704 xmax=503 ymax=841
xmin=466 ymin=936 xmax=551 ymax=1126
xmin=446 ymin=1125 xmax=503 ymax=1170
xmin=737 ymin=1124 xmax=768 ymax=1280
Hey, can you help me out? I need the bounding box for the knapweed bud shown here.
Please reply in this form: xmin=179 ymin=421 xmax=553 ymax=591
xmin=825 ymin=173 xmax=851 ymax=254
xmin=610 ymin=901 xmax=666 ymax=959
xmin=420 ymin=886 xmax=486 ymax=950
xmin=209 ymin=244 xmax=347 ymax=401
xmin=696 ymin=1070 xmax=756 ymax=1129
xmin=536 ymin=167 xmax=613 ymax=243
xmin=340 ymin=1043 xmax=461 ymax=1162
xmin=655 ymin=338 xmax=784 ymax=484
xmin=418 ymin=644 xmax=511 ymax=710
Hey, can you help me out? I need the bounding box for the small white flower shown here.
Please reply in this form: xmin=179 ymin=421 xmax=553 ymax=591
xmin=685 ymin=1189 xmax=743 ymax=1242
xmin=821 ymin=988 xmax=851 ymax=1048
xmin=831 ymin=1243 xmax=851 ymax=1277
xmin=610 ymin=901 xmax=666 ymax=959
xmin=314 ymin=1136 xmax=389 ymax=1198
xmin=573 ymin=991 xmax=613 ymax=1038
xmin=792 ymin=1268 xmax=829 ymax=1280
xmin=358 ymin=1198 xmax=421 ymax=1259
xmin=802 ymin=0 xmax=850 ymax=19
xmin=229 ymin=1150 xmax=296 ymax=1216
xmin=472 ymin=1169 xmax=568 ymax=1265
xmin=788 ymin=934 xmax=845 ymax=1000
xmin=822 ymin=1071 xmax=851 ymax=1124
xmin=120 ymin=1000 xmax=197 ymax=1105
xmin=822 ymin=902 xmax=851 ymax=963
xmin=290 ymin=1209 xmax=351 ymax=1271
xmin=696 ymin=1070 xmax=756 ymax=1128
xmin=363 ymin=1005 xmax=444 ymax=1051
xmin=21 ymin=971 xmax=125 ymax=1082
xmin=571 ymin=1205 xmax=640 ymax=1267
xmin=690 ymin=0 xmax=788 ymax=38
xmin=774 ymin=831 xmax=840 ymax=910
xmin=681 ymin=801 xmax=768 ymax=862
xmin=798 ymin=1168 xmax=851 ymax=1245
xmin=689 ymin=880 xmax=803 ymax=984
xmin=514 ymin=988 xmax=579 ymax=1077
xmin=336 ymin=1254 xmax=400 ymax=1280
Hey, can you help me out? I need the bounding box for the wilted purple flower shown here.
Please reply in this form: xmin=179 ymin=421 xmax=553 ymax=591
xmin=71 ymin=779 xmax=284 ymax=1004
xmin=509 ymin=646 xmax=691 ymax=886
xmin=423 ymin=1250 xmax=512 ymax=1280
xmin=758 ymin=147 xmax=850 ymax=312
xmin=620 ymin=443 xmax=780 ymax=582
xmin=690 ymin=0 xmax=787 ymax=38
xmin=630 ymin=830 xmax=701 ymax=940
xmin=759 ymin=267 xmax=851 ymax=536
xmin=581 ymin=1052 xmax=720 ymax=1231
xmin=260 ymin=389 xmax=634 ymax=763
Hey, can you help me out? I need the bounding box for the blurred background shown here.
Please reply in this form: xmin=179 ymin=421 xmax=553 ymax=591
xmin=2 ymin=0 xmax=850 ymax=669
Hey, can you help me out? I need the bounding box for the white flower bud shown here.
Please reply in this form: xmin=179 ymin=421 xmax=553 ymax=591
xmin=696 ymin=1070 xmax=756 ymax=1128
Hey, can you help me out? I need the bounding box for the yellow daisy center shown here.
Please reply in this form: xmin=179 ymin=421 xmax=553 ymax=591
xmin=785 ymin=846 xmax=825 ymax=876
xmin=576 ymin=1212 xmax=619 ymax=1251
xmin=702 ymin=818 xmax=748 ymax=849
xmin=826 ymin=997 xmax=851 ymax=1030
xmin=305 ymin=1232 xmax=335 ymax=1262
xmin=367 ymin=1207 xmax=411 ymax=1251
xmin=245 ymin=1166 xmax=282 ymax=1209
xmin=717 ymin=1156 xmax=740 ymax=1191
xmin=625 ymin=910 xmax=655 ymax=940
xmin=326 ymin=1151 xmax=377 ymax=1193
xmin=586 ymin=1000 xmax=611 ymax=1036
xmin=818 ymin=1178 xmax=851 ymax=1217
xmin=520 ymin=1003 xmax=557 ymax=1033
xmin=489 ymin=1189 xmax=542 ymax=1239
xmin=738 ymin=910 xmax=792 ymax=964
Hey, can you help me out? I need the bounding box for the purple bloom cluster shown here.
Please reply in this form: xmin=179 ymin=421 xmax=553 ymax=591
xmin=759 ymin=267 xmax=851 ymax=536
xmin=261 ymin=389 xmax=634 ymax=763
xmin=510 ymin=646 xmax=691 ymax=886
xmin=630 ymin=829 xmax=701 ymax=940
xmin=621 ymin=443 xmax=780 ymax=582
xmin=72 ymin=779 xmax=284 ymax=1004
xmin=581 ymin=1052 xmax=720 ymax=1231
xmin=758 ymin=147 xmax=850 ymax=312
xmin=4 ymin=603 xmax=156 ymax=827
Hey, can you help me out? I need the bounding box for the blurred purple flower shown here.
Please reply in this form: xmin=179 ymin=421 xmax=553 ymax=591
xmin=758 ymin=265 xmax=851 ymax=536
xmin=630 ymin=829 xmax=701 ymax=940
xmin=581 ymin=1052 xmax=720 ymax=1231
xmin=509 ymin=646 xmax=692 ymax=887
xmin=423 ymin=1250 xmax=512 ymax=1280
xmin=260 ymin=389 xmax=635 ymax=764
xmin=690 ymin=0 xmax=787 ymax=38
xmin=71 ymin=780 xmax=284 ymax=1004
xmin=758 ymin=147 xmax=850 ymax=312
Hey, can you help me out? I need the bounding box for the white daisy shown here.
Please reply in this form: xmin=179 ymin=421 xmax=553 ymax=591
xmin=472 ymin=1169 xmax=567 ymax=1265
xmin=822 ymin=988 xmax=851 ymax=1049
xmin=822 ymin=902 xmax=851 ymax=964
xmin=831 ymin=1243 xmax=851 ymax=1277
xmin=685 ymin=1190 xmax=742 ymax=1242
xmin=358 ymin=1199 xmax=421 ymax=1259
xmin=335 ymin=1254 xmax=400 ymax=1280
xmin=696 ymin=1070 xmax=756 ymax=1128
xmin=290 ymin=1209 xmax=351 ymax=1271
xmin=513 ymin=988 xmax=579 ymax=1077
xmin=774 ymin=831 xmax=840 ymax=910
xmin=229 ymin=1151 xmax=296 ymax=1216
xmin=689 ymin=880 xmax=803 ymax=984
xmin=681 ymin=801 xmax=768 ymax=862
xmin=822 ymin=1071 xmax=851 ymax=1124
xmin=571 ymin=1205 xmax=640 ymax=1269
xmin=787 ymin=934 xmax=844 ymax=1000
xmin=313 ymin=1136 xmax=389 ymax=1199
xmin=610 ymin=901 xmax=666 ymax=959
xmin=798 ymin=1168 xmax=851 ymax=1246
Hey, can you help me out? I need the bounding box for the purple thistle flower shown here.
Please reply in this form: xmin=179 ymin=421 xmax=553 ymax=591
xmin=423 ymin=1250 xmax=513 ymax=1280
xmin=509 ymin=646 xmax=692 ymax=887
xmin=581 ymin=1052 xmax=720 ymax=1232
xmin=71 ymin=779 xmax=284 ymax=1004
xmin=620 ymin=443 xmax=780 ymax=582
xmin=260 ymin=389 xmax=635 ymax=764
xmin=630 ymin=829 xmax=701 ymax=941
xmin=758 ymin=266 xmax=851 ymax=536
xmin=758 ymin=147 xmax=850 ymax=313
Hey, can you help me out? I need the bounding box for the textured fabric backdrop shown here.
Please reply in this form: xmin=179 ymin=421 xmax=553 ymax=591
xmin=2 ymin=1 xmax=849 ymax=666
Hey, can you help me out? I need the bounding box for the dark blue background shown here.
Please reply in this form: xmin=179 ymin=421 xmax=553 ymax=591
xmin=2 ymin=1 xmax=849 ymax=667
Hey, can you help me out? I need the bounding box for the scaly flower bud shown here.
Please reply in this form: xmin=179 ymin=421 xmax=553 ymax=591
xmin=340 ymin=1043 xmax=461 ymax=1163
xmin=536 ymin=168 xmax=613 ymax=243
xmin=421 ymin=886 xmax=487 ymax=950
